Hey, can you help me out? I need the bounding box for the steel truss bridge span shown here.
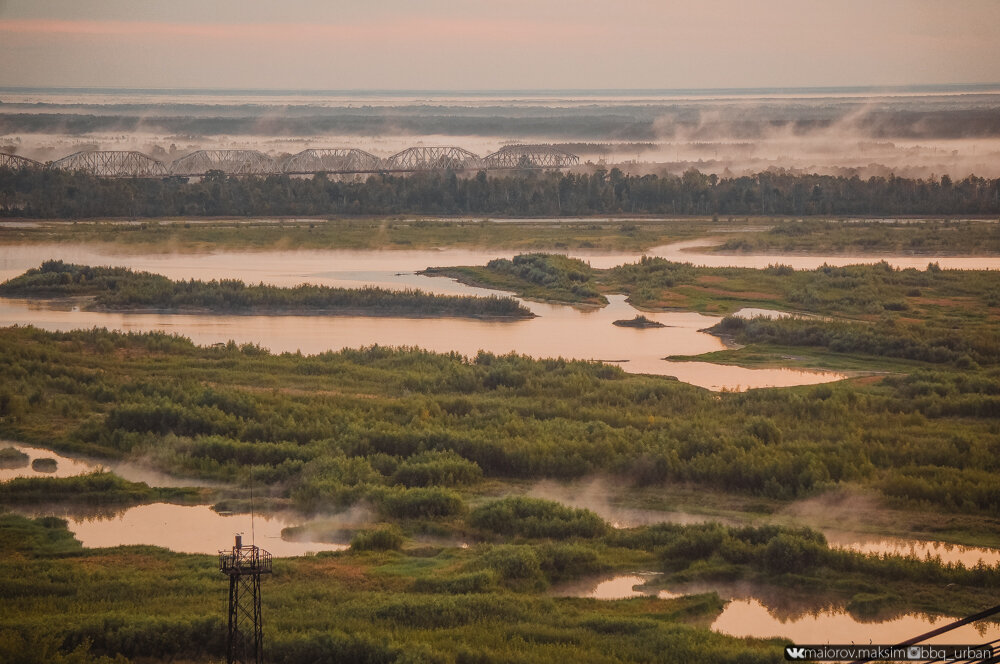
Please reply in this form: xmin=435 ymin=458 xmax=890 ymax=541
xmin=0 ymin=153 xmax=42 ymax=170
xmin=382 ymin=146 xmax=484 ymax=171
xmin=282 ymin=148 xmax=381 ymax=174
xmin=50 ymin=151 xmax=168 ymax=177
xmin=5 ymin=144 xmax=580 ymax=178
xmin=484 ymin=145 xmax=580 ymax=169
xmin=170 ymin=150 xmax=276 ymax=177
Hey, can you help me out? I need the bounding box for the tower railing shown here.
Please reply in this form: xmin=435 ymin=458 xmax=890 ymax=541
xmin=219 ymin=543 xmax=272 ymax=575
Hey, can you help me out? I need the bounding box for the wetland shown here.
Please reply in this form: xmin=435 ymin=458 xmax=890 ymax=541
xmin=2 ymin=217 xmax=999 ymax=663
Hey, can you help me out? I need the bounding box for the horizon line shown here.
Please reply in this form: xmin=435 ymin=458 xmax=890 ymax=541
xmin=2 ymin=83 xmax=1000 ymax=95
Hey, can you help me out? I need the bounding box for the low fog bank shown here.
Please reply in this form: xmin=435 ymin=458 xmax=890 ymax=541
xmin=2 ymin=92 xmax=1000 ymax=178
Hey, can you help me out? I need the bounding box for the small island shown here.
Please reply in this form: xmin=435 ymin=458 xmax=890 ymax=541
xmin=612 ymin=315 xmax=666 ymax=328
xmin=421 ymin=253 xmax=608 ymax=306
xmin=30 ymin=457 xmax=58 ymax=473
xmin=0 ymin=261 xmax=535 ymax=320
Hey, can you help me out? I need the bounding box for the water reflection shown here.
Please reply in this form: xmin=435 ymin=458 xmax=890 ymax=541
xmin=713 ymin=598 xmax=1000 ymax=645
xmin=13 ymin=503 xmax=346 ymax=557
xmin=550 ymin=573 xmax=662 ymax=600
xmin=825 ymin=531 xmax=1000 ymax=568
xmin=652 ymin=238 xmax=1000 ymax=271
xmin=551 ymin=573 xmax=1000 ymax=643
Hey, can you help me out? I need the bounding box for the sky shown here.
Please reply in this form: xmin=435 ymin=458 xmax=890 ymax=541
xmin=0 ymin=0 xmax=998 ymax=90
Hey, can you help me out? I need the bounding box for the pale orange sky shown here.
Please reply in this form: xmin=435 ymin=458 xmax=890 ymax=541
xmin=0 ymin=0 xmax=997 ymax=89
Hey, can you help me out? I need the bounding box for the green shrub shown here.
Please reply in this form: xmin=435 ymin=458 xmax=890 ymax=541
xmin=350 ymin=525 xmax=404 ymax=551
xmin=391 ymin=451 xmax=483 ymax=487
xmin=376 ymin=487 xmax=465 ymax=519
xmin=468 ymin=497 xmax=608 ymax=539
xmin=479 ymin=545 xmax=545 ymax=590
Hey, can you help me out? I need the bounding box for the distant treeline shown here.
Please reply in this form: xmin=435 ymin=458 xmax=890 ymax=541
xmin=3 ymin=105 xmax=1000 ymax=139
xmin=1 ymin=167 xmax=998 ymax=218
xmin=0 ymin=261 xmax=533 ymax=319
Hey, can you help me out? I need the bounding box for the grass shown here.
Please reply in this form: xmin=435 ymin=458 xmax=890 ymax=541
xmin=665 ymin=344 xmax=928 ymax=373
xmin=0 ymin=217 xmax=732 ymax=252
xmin=715 ymin=219 xmax=1000 ymax=256
xmin=4 ymin=507 xmax=1000 ymax=663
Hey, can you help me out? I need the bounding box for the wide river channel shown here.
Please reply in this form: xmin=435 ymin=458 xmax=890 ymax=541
xmin=3 ymin=239 xmax=998 ymax=390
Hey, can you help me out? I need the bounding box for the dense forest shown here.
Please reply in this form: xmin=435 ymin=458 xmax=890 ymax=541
xmin=0 ymin=261 xmax=532 ymax=319
xmin=3 ymin=101 xmax=1000 ymax=139
xmin=2 ymin=166 xmax=999 ymax=218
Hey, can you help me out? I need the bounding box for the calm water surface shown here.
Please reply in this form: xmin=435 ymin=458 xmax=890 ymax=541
xmin=13 ymin=502 xmax=346 ymax=557
xmin=551 ymin=574 xmax=1000 ymax=644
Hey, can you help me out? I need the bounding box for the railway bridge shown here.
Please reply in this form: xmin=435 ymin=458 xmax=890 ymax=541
xmin=0 ymin=144 xmax=580 ymax=178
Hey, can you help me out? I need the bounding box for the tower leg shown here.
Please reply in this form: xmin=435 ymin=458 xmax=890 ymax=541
xmin=226 ymin=573 xmax=263 ymax=664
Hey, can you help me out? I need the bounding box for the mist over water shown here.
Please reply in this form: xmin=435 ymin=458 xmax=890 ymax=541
xmin=3 ymin=86 xmax=1000 ymax=178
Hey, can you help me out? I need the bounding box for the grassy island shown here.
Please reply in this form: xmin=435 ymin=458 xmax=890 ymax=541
xmin=0 ymin=471 xmax=205 ymax=506
xmin=0 ymin=446 xmax=29 ymax=468
xmin=423 ymin=253 xmax=607 ymax=306
xmin=0 ymin=261 xmax=534 ymax=320
xmin=612 ymin=315 xmax=665 ymax=328
xmin=715 ymin=219 xmax=1000 ymax=256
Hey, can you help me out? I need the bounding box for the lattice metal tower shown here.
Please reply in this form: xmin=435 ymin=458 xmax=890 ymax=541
xmin=219 ymin=535 xmax=272 ymax=664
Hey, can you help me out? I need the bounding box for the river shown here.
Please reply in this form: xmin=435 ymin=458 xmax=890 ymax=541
xmin=8 ymin=238 xmax=992 ymax=391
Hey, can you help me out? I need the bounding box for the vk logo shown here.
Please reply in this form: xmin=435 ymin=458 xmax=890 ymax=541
xmin=785 ymin=647 xmax=807 ymax=660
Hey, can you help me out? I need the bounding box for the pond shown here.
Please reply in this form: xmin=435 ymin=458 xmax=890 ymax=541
xmin=12 ymin=502 xmax=347 ymax=557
